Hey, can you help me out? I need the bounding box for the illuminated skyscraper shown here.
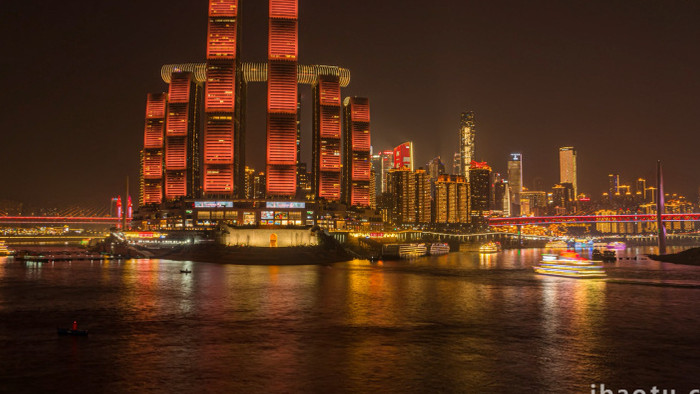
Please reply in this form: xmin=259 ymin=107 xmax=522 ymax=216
xmin=434 ymin=175 xmax=468 ymax=224
xmin=387 ymin=167 xmax=416 ymax=225
xmin=142 ymin=93 xmax=167 ymax=205
xmin=313 ymin=74 xmax=342 ymax=201
xmin=453 ymin=152 xmax=461 ymax=176
xmin=342 ymin=97 xmax=371 ymax=207
xmin=559 ymin=147 xmax=577 ymax=196
xmin=507 ymin=153 xmax=522 ymax=214
xmin=459 ymin=112 xmax=476 ymax=181
xmin=164 ymin=72 xmax=201 ymax=200
xmin=469 ymin=161 xmax=492 ymax=220
xmin=266 ymin=0 xmax=299 ymax=197
xmin=371 ymin=150 xmax=394 ymax=194
xmin=393 ymin=142 xmax=414 ymax=170
xmin=203 ymin=0 xmax=239 ymax=197
xmin=426 ymin=157 xmax=445 ymax=181
xmin=415 ymin=169 xmax=432 ymax=224
xmin=608 ymin=173 xmax=619 ymax=200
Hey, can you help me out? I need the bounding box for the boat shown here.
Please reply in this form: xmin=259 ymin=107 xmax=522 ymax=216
xmin=180 ymin=269 xmax=192 ymax=274
xmin=57 ymin=328 xmax=89 ymax=336
xmin=381 ymin=243 xmax=428 ymax=259
xmin=592 ymin=249 xmax=617 ymax=262
xmin=398 ymin=243 xmax=427 ymax=258
xmin=573 ymin=239 xmax=593 ymax=249
xmin=0 ymin=241 xmax=12 ymax=256
xmin=478 ymin=242 xmax=501 ymax=253
xmin=534 ymin=251 xmax=607 ymax=278
xmin=428 ymin=242 xmax=450 ymax=256
xmin=606 ymin=241 xmax=626 ymax=250
xmin=544 ymin=240 xmax=568 ymax=249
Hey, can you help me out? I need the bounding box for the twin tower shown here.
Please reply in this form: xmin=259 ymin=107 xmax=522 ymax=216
xmin=141 ymin=0 xmax=371 ymax=208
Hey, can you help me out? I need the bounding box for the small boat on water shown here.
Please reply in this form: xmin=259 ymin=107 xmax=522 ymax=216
xmin=428 ymin=242 xmax=450 ymax=256
xmin=0 ymin=241 xmax=12 ymax=256
xmin=479 ymin=242 xmax=501 ymax=253
xmin=544 ymin=240 xmax=568 ymax=249
xmin=606 ymin=241 xmax=626 ymax=250
xmin=592 ymin=249 xmax=617 ymax=262
xmin=57 ymin=328 xmax=89 ymax=336
xmin=534 ymin=251 xmax=607 ymax=279
xmin=180 ymin=269 xmax=192 ymax=274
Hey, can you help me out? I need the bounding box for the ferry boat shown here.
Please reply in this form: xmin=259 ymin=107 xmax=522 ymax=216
xmin=478 ymin=241 xmax=501 ymax=253
xmin=399 ymin=243 xmax=428 ymax=258
xmin=381 ymin=243 xmax=428 ymax=259
xmin=428 ymin=242 xmax=450 ymax=256
xmin=606 ymin=241 xmax=626 ymax=250
xmin=544 ymin=240 xmax=568 ymax=249
xmin=533 ymin=251 xmax=607 ymax=279
xmin=0 ymin=241 xmax=12 ymax=256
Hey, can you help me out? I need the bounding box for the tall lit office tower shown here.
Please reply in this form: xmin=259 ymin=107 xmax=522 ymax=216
xmin=426 ymin=157 xmax=445 ymax=181
xmin=203 ymin=0 xmax=239 ymax=197
xmin=164 ymin=72 xmax=200 ymax=200
xmin=636 ymin=178 xmax=647 ymax=201
xmin=313 ymin=75 xmax=342 ymax=202
xmin=142 ymin=93 xmax=167 ymax=205
xmin=342 ymin=97 xmax=371 ymax=207
xmin=507 ymin=153 xmax=522 ymax=214
xmin=608 ymin=174 xmax=619 ymax=199
xmin=469 ymin=161 xmax=492 ymax=219
xmin=559 ymin=147 xmax=577 ymax=196
xmin=266 ymin=0 xmax=298 ymax=197
xmin=459 ymin=112 xmax=476 ymax=181
xmin=371 ymin=150 xmax=394 ymax=195
xmin=452 ymin=152 xmax=461 ymax=176
xmin=393 ymin=142 xmax=414 ymax=170
xmin=387 ymin=168 xmax=416 ymax=225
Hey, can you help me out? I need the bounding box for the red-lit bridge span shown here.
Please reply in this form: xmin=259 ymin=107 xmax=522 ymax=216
xmin=488 ymin=214 xmax=700 ymax=226
xmin=0 ymin=216 xmax=126 ymax=225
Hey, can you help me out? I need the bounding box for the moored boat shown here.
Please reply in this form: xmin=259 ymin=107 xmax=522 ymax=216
xmin=479 ymin=242 xmax=501 ymax=253
xmin=534 ymin=251 xmax=607 ymax=278
xmin=428 ymin=243 xmax=450 ymax=256
xmin=544 ymin=240 xmax=568 ymax=249
xmin=399 ymin=243 xmax=428 ymax=258
xmin=0 ymin=241 xmax=12 ymax=256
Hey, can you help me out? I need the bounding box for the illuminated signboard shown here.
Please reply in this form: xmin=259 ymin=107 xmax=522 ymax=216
xmin=266 ymin=202 xmax=305 ymax=209
xmin=194 ymin=201 xmax=234 ymax=208
xmin=261 ymin=211 xmax=274 ymax=220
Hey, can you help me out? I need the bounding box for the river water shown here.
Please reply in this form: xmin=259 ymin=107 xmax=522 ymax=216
xmin=1 ymin=247 xmax=699 ymax=393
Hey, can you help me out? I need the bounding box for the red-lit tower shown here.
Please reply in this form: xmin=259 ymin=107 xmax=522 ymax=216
xmin=266 ymin=0 xmax=298 ymax=197
xmin=203 ymin=0 xmax=239 ymax=197
xmin=312 ymin=74 xmax=342 ymax=201
xmin=164 ymin=72 xmax=199 ymax=200
xmin=142 ymin=93 xmax=167 ymax=205
xmin=342 ymin=97 xmax=371 ymax=207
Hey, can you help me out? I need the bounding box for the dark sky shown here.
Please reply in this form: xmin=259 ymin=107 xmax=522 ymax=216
xmin=1 ymin=0 xmax=699 ymax=207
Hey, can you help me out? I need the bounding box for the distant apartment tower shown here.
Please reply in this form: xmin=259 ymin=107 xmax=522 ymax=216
xmin=426 ymin=157 xmax=446 ymax=181
xmin=636 ymin=178 xmax=647 ymax=201
xmin=372 ymin=150 xmax=394 ymax=193
xmin=453 ymin=152 xmax=461 ymax=176
xmin=244 ymin=166 xmax=255 ymax=199
xmin=459 ymin=112 xmax=476 ymax=181
xmin=142 ymin=93 xmax=167 ymax=205
xmin=469 ymin=161 xmax=492 ymax=219
xmin=387 ymin=168 xmax=416 ymax=225
xmin=415 ymin=169 xmax=432 ymax=224
xmin=266 ymin=0 xmax=299 ymax=197
xmin=202 ymin=0 xmax=240 ymax=198
xmin=507 ymin=153 xmax=523 ymax=213
xmin=559 ymin=147 xmax=577 ymax=196
xmin=393 ymin=142 xmax=414 ymax=171
xmin=313 ymin=75 xmax=342 ymax=201
xmin=342 ymin=97 xmax=371 ymax=207
xmin=434 ymin=175 xmax=469 ymax=224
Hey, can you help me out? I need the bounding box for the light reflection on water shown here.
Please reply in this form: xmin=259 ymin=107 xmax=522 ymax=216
xmin=0 ymin=247 xmax=699 ymax=392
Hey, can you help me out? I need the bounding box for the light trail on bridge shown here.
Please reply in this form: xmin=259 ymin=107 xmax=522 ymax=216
xmin=488 ymin=214 xmax=700 ymax=226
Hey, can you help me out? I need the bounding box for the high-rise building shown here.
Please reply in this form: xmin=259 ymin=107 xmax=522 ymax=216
xmin=313 ymin=74 xmax=342 ymax=201
xmin=203 ymin=0 xmax=239 ymax=197
xmin=387 ymin=167 xmax=416 ymax=225
xmin=244 ymin=166 xmax=255 ymax=199
xmin=371 ymin=150 xmax=394 ymax=194
xmin=507 ymin=153 xmax=522 ymax=213
xmin=520 ymin=191 xmax=547 ymax=216
xmin=459 ymin=112 xmax=476 ymax=181
xmin=453 ymin=152 xmax=461 ymax=176
xmin=266 ymin=0 xmax=299 ymax=197
xmin=253 ymin=171 xmax=266 ymax=200
xmin=608 ymin=174 xmax=619 ymax=200
xmin=415 ymin=169 xmax=432 ymax=224
xmin=552 ymin=183 xmax=575 ymax=213
xmin=296 ymin=162 xmax=311 ymax=199
xmin=142 ymin=93 xmax=167 ymax=205
xmin=369 ymin=168 xmax=377 ymax=209
xmin=469 ymin=161 xmax=491 ymax=219
xmin=559 ymin=147 xmax=577 ymax=196
xmin=636 ymin=178 xmax=647 ymax=201
xmin=342 ymin=97 xmax=371 ymax=207
xmin=434 ymin=175 xmax=468 ymax=224
xmin=426 ymin=157 xmax=446 ymax=181
xmin=393 ymin=142 xmax=414 ymax=171
xmin=165 ymin=72 xmax=201 ymax=200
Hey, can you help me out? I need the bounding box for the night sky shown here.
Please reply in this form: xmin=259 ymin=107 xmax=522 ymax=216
xmin=1 ymin=1 xmax=699 ymax=207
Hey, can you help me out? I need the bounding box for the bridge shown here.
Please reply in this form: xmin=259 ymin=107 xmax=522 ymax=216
xmin=0 ymin=216 xmax=125 ymax=225
xmin=487 ymin=214 xmax=700 ymax=226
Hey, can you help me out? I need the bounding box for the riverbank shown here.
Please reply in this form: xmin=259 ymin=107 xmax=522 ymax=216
xmin=648 ymin=247 xmax=700 ymax=266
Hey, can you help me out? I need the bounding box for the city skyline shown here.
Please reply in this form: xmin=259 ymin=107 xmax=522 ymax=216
xmin=1 ymin=1 xmax=700 ymax=206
